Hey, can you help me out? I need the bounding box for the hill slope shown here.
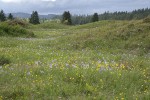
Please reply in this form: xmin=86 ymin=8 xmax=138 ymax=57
xmin=46 ymin=20 xmax=150 ymax=55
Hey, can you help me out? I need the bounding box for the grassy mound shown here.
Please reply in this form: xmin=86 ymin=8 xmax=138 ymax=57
xmin=56 ymin=20 xmax=150 ymax=55
xmin=0 ymin=20 xmax=34 ymax=37
xmin=7 ymin=19 xmax=29 ymax=27
xmin=30 ymin=20 xmax=70 ymax=29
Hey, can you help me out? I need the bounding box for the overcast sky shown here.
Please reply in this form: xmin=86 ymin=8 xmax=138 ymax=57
xmin=0 ymin=0 xmax=150 ymax=15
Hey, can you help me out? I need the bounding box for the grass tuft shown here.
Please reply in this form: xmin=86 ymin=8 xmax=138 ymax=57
xmin=0 ymin=56 xmax=10 ymax=66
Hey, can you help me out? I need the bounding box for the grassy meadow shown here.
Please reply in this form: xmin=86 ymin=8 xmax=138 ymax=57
xmin=0 ymin=19 xmax=150 ymax=99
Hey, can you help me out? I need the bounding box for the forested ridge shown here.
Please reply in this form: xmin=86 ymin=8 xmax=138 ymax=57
xmin=71 ymin=8 xmax=150 ymax=25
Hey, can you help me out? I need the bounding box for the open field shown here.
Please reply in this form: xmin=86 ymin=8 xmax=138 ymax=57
xmin=0 ymin=20 xmax=150 ymax=99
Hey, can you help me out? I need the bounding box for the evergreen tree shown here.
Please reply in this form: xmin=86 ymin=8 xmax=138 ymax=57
xmin=62 ymin=11 xmax=72 ymax=25
xmin=34 ymin=11 xmax=40 ymax=24
xmin=0 ymin=10 xmax=6 ymax=22
xmin=92 ymin=13 xmax=99 ymax=22
xmin=8 ymin=13 xmax=14 ymax=20
xmin=29 ymin=11 xmax=40 ymax=24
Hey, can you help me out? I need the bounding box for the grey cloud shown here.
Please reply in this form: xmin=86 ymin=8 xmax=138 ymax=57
xmin=0 ymin=0 xmax=149 ymax=14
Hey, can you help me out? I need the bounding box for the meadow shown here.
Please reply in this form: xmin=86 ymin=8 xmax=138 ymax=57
xmin=0 ymin=19 xmax=150 ymax=100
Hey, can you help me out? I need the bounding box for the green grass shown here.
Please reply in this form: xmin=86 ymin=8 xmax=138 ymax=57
xmin=0 ymin=20 xmax=150 ymax=100
xmin=29 ymin=20 xmax=69 ymax=29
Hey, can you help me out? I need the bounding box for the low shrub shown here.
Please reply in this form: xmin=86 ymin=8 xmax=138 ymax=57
xmin=0 ymin=22 xmax=34 ymax=37
xmin=0 ymin=56 xmax=10 ymax=66
xmin=7 ymin=19 xmax=28 ymax=27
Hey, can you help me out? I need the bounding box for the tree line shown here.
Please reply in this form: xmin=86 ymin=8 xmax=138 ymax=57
xmin=0 ymin=10 xmax=14 ymax=21
xmin=0 ymin=8 xmax=150 ymax=25
xmin=0 ymin=10 xmax=40 ymax=25
xmin=99 ymin=8 xmax=150 ymax=20
xmin=71 ymin=8 xmax=150 ymax=25
xmin=61 ymin=12 xmax=99 ymax=25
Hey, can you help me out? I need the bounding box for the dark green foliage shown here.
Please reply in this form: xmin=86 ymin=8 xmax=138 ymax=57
xmin=0 ymin=56 xmax=10 ymax=65
xmin=62 ymin=11 xmax=72 ymax=25
xmin=72 ymin=15 xmax=91 ymax=25
xmin=92 ymin=13 xmax=99 ymax=22
xmin=8 ymin=13 xmax=14 ymax=20
xmin=71 ymin=8 xmax=150 ymax=25
xmin=29 ymin=11 xmax=40 ymax=25
xmin=99 ymin=8 xmax=150 ymax=20
xmin=0 ymin=10 xmax=6 ymax=22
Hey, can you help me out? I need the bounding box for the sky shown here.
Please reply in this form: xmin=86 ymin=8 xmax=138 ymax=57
xmin=0 ymin=0 xmax=150 ymax=15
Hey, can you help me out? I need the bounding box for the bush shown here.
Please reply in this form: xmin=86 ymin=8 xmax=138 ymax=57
xmin=7 ymin=19 xmax=28 ymax=27
xmin=0 ymin=22 xmax=35 ymax=37
xmin=0 ymin=56 xmax=10 ymax=66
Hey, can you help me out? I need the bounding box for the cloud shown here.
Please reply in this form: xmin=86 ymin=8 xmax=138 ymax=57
xmin=0 ymin=0 xmax=149 ymax=14
xmin=42 ymin=0 xmax=56 ymax=1
xmin=1 ymin=0 xmax=21 ymax=3
xmin=1 ymin=0 xmax=56 ymax=3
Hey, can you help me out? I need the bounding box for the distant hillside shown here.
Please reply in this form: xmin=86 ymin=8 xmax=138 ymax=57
xmin=8 ymin=12 xmax=31 ymax=18
xmin=6 ymin=12 xmax=58 ymax=19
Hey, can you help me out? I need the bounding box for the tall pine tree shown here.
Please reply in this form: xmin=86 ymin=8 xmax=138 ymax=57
xmin=0 ymin=10 xmax=6 ymax=22
xmin=29 ymin=11 xmax=40 ymax=24
xmin=8 ymin=13 xmax=14 ymax=20
xmin=92 ymin=13 xmax=99 ymax=22
xmin=62 ymin=11 xmax=72 ymax=25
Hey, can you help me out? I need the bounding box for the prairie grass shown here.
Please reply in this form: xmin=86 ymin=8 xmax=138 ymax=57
xmin=0 ymin=20 xmax=150 ymax=99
